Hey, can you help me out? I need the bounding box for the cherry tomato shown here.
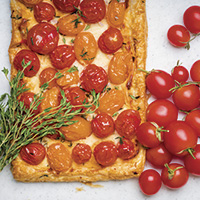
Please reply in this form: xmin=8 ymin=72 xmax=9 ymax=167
xmin=190 ymin=60 xmax=200 ymax=81
xmin=146 ymin=143 xmax=173 ymax=168
xmin=171 ymin=64 xmax=189 ymax=83
xmin=184 ymin=144 xmax=200 ymax=175
xmin=34 ymin=2 xmax=55 ymax=23
xmin=117 ymin=138 xmax=139 ymax=160
xmin=98 ymin=27 xmax=123 ymax=54
xmin=145 ymin=70 xmax=175 ymax=99
xmin=164 ymin=121 xmax=197 ymax=157
xmin=139 ymin=169 xmax=162 ymax=196
xmin=27 ymin=22 xmax=59 ymax=55
xmin=49 ymin=45 xmax=76 ymax=70
xmin=172 ymin=83 xmax=200 ymax=111
xmin=53 ymin=0 xmax=80 ymax=13
xmin=115 ymin=109 xmax=141 ymax=140
xmin=72 ymin=143 xmax=92 ymax=164
xmin=80 ymin=0 xmax=106 ymax=23
xmin=93 ymin=141 xmax=118 ymax=167
xmin=185 ymin=110 xmax=200 ymax=137
xmin=146 ymin=99 xmax=178 ymax=127
xmin=136 ymin=122 xmax=164 ymax=148
xmin=167 ymin=25 xmax=190 ymax=48
xmin=13 ymin=49 xmax=40 ymax=77
xmin=91 ymin=113 xmax=115 ymax=138
xmin=80 ymin=64 xmax=108 ymax=93
xmin=46 ymin=132 xmax=61 ymax=140
xmin=20 ymin=143 xmax=46 ymax=165
xmin=183 ymin=6 xmax=200 ymax=34
xmin=161 ymin=163 xmax=189 ymax=189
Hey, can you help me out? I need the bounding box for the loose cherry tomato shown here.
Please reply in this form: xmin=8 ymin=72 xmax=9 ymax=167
xmin=80 ymin=0 xmax=106 ymax=23
xmin=185 ymin=110 xmax=200 ymax=137
xmin=91 ymin=113 xmax=115 ymax=138
xmin=27 ymin=22 xmax=59 ymax=55
xmin=20 ymin=143 xmax=46 ymax=165
xmin=13 ymin=49 xmax=40 ymax=77
xmin=80 ymin=64 xmax=108 ymax=93
xmin=164 ymin=121 xmax=197 ymax=157
xmin=53 ymin=0 xmax=80 ymax=13
xmin=93 ymin=141 xmax=118 ymax=167
xmin=184 ymin=144 xmax=200 ymax=175
xmin=167 ymin=25 xmax=190 ymax=48
xmin=49 ymin=45 xmax=76 ymax=70
xmin=115 ymin=109 xmax=141 ymax=140
xmin=183 ymin=6 xmax=200 ymax=34
xmin=190 ymin=60 xmax=200 ymax=81
xmin=34 ymin=2 xmax=55 ymax=23
xmin=72 ymin=143 xmax=92 ymax=164
xmin=172 ymin=83 xmax=200 ymax=111
xmin=139 ymin=169 xmax=162 ymax=196
xmin=146 ymin=143 xmax=173 ymax=168
xmin=161 ymin=163 xmax=189 ymax=189
xmin=145 ymin=70 xmax=175 ymax=99
xmin=146 ymin=99 xmax=178 ymax=127
xmin=171 ymin=63 xmax=189 ymax=83
xmin=98 ymin=27 xmax=123 ymax=54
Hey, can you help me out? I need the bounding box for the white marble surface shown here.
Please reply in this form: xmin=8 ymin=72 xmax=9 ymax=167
xmin=0 ymin=0 xmax=200 ymax=200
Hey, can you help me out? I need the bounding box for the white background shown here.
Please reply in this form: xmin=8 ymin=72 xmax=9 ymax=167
xmin=0 ymin=0 xmax=200 ymax=200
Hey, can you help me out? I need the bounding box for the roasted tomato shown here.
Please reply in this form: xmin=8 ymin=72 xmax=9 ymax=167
xmin=98 ymin=27 xmax=123 ymax=54
xmin=52 ymin=0 xmax=80 ymax=13
xmin=27 ymin=22 xmax=59 ymax=55
xmin=72 ymin=143 xmax=92 ymax=164
xmin=13 ymin=49 xmax=40 ymax=77
xmin=34 ymin=2 xmax=56 ymax=23
xmin=80 ymin=64 xmax=108 ymax=93
xmin=20 ymin=143 xmax=46 ymax=165
xmin=47 ymin=143 xmax=72 ymax=172
xmin=20 ymin=0 xmax=42 ymax=7
xmin=80 ymin=0 xmax=106 ymax=23
xmin=115 ymin=109 xmax=141 ymax=140
xmin=49 ymin=45 xmax=76 ymax=70
xmin=94 ymin=141 xmax=118 ymax=167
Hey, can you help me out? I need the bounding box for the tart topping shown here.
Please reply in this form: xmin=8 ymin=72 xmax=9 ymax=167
xmin=53 ymin=0 xmax=80 ymax=13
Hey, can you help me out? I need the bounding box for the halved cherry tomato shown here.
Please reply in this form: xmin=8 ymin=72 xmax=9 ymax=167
xmin=190 ymin=60 xmax=200 ymax=81
xmin=72 ymin=143 xmax=92 ymax=164
xmin=80 ymin=0 xmax=106 ymax=23
xmin=49 ymin=45 xmax=76 ymax=70
xmin=98 ymin=27 xmax=123 ymax=54
xmin=171 ymin=64 xmax=189 ymax=83
xmin=53 ymin=0 xmax=80 ymax=13
xmin=20 ymin=143 xmax=46 ymax=165
xmin=27 ymin=22 xmax=59 ymax=55
xmin=91 ymin=113 xmax=115 ymax=138
xmin=93 ymin=141 xmax=118 ymax=167
xmin=34 ymin=2 xmax=55 ymax=23
xmin=13 ymin=49 xmax=40 ymax=77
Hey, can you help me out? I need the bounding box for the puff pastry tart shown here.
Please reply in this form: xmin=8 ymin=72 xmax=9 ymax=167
xmin=9 ymin=0 xmax=148 ymax=182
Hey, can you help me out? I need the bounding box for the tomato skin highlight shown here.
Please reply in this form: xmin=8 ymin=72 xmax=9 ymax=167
xmin=190 ymin=60 xmax=200 ymax=81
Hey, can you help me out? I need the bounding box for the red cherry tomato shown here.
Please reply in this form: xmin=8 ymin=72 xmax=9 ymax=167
xmin=136 ymin=122 xmax=164 ymax=148
xmin=20 ymin=143 xmax=46 ymax=165
xmin=72 ymin=143 xmax=92 ymax=164
xmin=53 ymin=0 xmax=80 ymax=13
xmin=146 ymin=143 xmax=173 ymax=168
xmin=98 ymin=27 xmax=123 ymax=54
xmin=13 ymin=49 xmax=40 ymax=77
xmin=161 ymin=163 xmax=189 ymax=189
xmin=91 ymin=113 xmax=115 ymax=138
xmin=190 ymin=60 xmax=200 ymax=81
xmin=139 ymin=169 xmax=162 ymax=196
xmin=167 ymin=25 xmax=190 ymax=47
xmin=183 ymin=6 xmax=200 ymax=34
xmin=49 ymin=45 xmax=76 ymax=70
xmin=164 ymin=121 xmax=197 ymax=157
xmin=184 ymin=144 xmax=200 ymax=175
xmin=46 ymin=132 xmax=61 ymax=140
xmin=80 ymin=0 xmax=106 ymax=23
xmin=146 ymin=99 xmax=178 ymax=127
xmin=93 ymin=141 xmax=118 ymax=166
xmin=172 ymin=83 xmax=200 ymax=111
xmin=171 ymin=65 xmax=189 ymax=83
xmin=27 ymin=22 xmax=59 ymax=55
xmin=80 ymin=64 xmax=108 ymax=93
xmin=34 ymin=2 xmax=55 ymax=23
xmin=185 ymin=110 xmax=200 ymax=137
xmin=115 ymin=109 xmax=141 ymax=140
xmin=145 ymin=70 xmax=175 ymax=99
